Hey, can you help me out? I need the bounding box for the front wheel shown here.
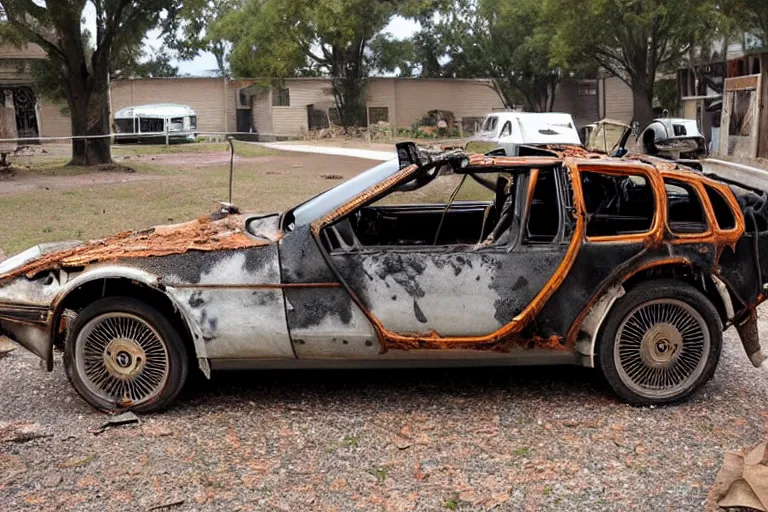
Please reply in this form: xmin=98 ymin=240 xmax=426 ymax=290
xmin=596 ymin=280 xmax=722 ymax=405
xmin=64 ymin=297 xmax=189 ymax=413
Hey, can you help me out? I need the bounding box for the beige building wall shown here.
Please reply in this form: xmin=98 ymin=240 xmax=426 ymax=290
xmin=393 ymin=79 xmax=503 ymax=129
xmin=552 ymin=79 xmax=600 ymax=128
xmin=366 ymin=79 xmax=397 ymax=127
xmin=110 ymin=78 xmax=229 ymax=133
xmin=271 ymin=79 xmax=334 ymax=136
xmin=37 ymin=100 xmax=71 ymax=138
xmin=600 ymin=76 xmax=634 ymax=124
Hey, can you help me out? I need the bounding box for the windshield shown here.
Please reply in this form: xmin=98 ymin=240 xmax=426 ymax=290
xmin=288 ymin=158 xmax=401 ymax=227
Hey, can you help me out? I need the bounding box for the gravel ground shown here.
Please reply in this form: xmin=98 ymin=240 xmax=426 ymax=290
xmin=1 ymin=314 xmax=767 ymax=511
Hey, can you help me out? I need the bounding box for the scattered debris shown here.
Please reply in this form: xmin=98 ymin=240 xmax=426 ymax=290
xmin=266 ymin=170 xmax=287 ymax=175
xmin=42 ymin=471 xmax=62 ymax=487
xmin=0 ymin=422 xmax=52 ymax=443
xmin=710 ymin=442 xmax=768 ymax=511
xmin=148 ymin=499 xmax=185 ymax=511
xmin=320 ymin=173 xmax=343 ymax=180
xmin=88 ymin=411 xmax=140 ymax=435
xmin=394 ymin=436 xmax=412 ymax=450
xmin=0 ymin=335 xmax=17 ymax=357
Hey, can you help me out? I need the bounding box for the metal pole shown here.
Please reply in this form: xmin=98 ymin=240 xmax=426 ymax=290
xmin=228 ymin=136 xmax=235 ymax=205
xmin=165 ymin=118 xmax=169 ymax=146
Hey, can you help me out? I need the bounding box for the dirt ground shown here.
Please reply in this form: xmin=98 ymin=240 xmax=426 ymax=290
xmin=1 ymin=142 xmax=767 ymax=511
xmin=1 ymin=321 xmax=767 ymax=512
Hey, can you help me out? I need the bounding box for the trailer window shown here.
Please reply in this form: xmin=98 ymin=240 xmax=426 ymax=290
xmin=705 ymin=186 xmax=736 ymax=230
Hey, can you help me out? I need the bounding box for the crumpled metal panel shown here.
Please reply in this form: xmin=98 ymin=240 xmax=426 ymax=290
xmin=0 ymin=214 xmax=272 ymax=284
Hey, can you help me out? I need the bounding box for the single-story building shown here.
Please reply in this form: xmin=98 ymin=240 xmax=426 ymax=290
xmin=0 ymin=43 xmax=636 ymax=141
xmin=678 ymin=33 xmax=768 ymax=158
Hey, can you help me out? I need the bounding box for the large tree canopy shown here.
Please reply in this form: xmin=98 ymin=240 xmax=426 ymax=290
xmin=214 ymin=0 xmax=435 ymax=129
xmin=414 ymin=0 xmax=575 ymax=112
xmin=163 ymin=0 xmax=239 ymax=77
xmin=546 ymin=0 xmax=715 ymax=127
xmin=0 ymin=0 xmax=180 ymax=165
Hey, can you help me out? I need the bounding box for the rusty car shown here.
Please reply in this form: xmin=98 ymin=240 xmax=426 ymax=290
xmin=1 ymin=142 xmax=767 ymax=412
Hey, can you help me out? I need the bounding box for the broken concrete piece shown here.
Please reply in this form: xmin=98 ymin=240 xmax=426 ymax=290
xmin=88 ymin=411 xmax=140 ymax=435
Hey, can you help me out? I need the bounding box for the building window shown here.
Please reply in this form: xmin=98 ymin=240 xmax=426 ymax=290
xmin=272 ymin=87 xmax=290 ymax=107
xmin=368 ymin=107 xmax=389 ymax=124
xmin=237 ymin=88 xmax=253 ymax=109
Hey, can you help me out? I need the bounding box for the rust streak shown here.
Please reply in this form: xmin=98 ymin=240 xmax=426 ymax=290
xmin=0 ymin=214 xmax=276 ymax=284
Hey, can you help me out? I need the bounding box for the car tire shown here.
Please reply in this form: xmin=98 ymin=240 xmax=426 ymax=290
xmin=596 ymin=279 xmax=722 ymax=406
xmin=64 ymin=297 xmax=189 ymax=413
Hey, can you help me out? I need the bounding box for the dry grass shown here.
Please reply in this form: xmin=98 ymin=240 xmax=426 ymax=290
xmin=0 ymin=144 xmax=372 ymax=255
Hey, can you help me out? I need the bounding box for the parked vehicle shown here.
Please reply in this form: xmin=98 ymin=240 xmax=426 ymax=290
xmin=465 ymin=112 xmax=582 ymax=155
xmin=1 ymin=142 xmax=766 ymax=412
xmin=113 ymin=103 xmax=197 ymax=143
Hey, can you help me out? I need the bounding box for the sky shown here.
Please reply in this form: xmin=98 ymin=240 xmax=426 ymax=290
xmin=82 ymin=5 xmax=421 ymax=77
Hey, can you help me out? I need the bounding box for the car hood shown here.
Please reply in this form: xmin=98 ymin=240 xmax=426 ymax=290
xmin=0 ymin=212 xmax=280 ymax=284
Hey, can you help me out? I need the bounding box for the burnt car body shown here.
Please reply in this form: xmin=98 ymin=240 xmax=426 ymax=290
xmin=637 ymin=118 xmax=708 ymax=160
xmin=1 ymin=142 xmax=767 ymax=412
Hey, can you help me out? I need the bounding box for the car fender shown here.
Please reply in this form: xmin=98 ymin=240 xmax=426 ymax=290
xmin=51 ymin=265 xmax=210 ymax=367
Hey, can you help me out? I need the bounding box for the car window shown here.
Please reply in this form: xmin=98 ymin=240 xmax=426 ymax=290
xmin=705 ymin=185 xmax=736 ymax=230
xmin=665 ymin=179 xmax=707 ymax=234
xmin=526 ymin=169 xmax=560 ymax=243
xmin=581 ymin=171 xmax=655 ymax=237
xmin=499 ymin=121 xmax=512 ymax=138
xmin=483 ymin=116 xmax=498 ymax=133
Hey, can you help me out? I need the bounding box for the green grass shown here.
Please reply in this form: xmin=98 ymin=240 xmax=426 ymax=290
xmin=367 ymin=467 xmax=388 ymax=485
xmin=0 ymin=156 xmax=337 ymax=255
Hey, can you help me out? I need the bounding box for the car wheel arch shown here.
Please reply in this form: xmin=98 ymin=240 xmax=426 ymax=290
xmin=573 ymin=261 xmax=728 ymax=368
xmin=51 ymin=275 xmax=205 ymax=376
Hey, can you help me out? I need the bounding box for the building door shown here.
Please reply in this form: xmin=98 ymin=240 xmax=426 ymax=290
xmin=0 ymin=86 xmax=39 ymax=140
xmin=236 ymin=109 xmax=253 ymax=133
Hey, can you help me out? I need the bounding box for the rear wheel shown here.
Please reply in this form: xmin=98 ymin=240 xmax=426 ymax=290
xmin=597 ymin=280 xmax=722 ymax=405
xmin=64 ymin=297 xmax=189 ymax=413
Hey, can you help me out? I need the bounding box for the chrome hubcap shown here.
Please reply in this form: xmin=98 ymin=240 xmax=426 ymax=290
xmin=614 ymin=299 xmax=709 ymax=399
xmin=75 ymin=313 xmax=169 ymax=406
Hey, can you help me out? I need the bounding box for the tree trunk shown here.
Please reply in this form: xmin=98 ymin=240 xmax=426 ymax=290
xmin=69 ymin=95 xmax=90 ymax=166
xmin=67 ymin=85 xmax=112 ymax=166
xmin=631 ymin=80 xmax=655 ymax=129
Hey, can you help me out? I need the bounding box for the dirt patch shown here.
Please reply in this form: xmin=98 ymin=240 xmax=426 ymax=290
xmin=0 ymin=169 xmax=160 ymax=196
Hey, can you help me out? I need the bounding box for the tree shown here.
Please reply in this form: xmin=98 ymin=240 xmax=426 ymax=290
xmin=547 ymin=0 xmax=715 ymax=128
xmin=0 ymin=1 xmax=180 ymax=166
xmin=163 ymin=0 xmax=240 ymax=77
xmin=214 ymin=0 xmax=434 ymax=129
xmin=111 ymin=45 xmax=179 ymax=80
xmin=414 ymin=0 xmax=570 ymax=112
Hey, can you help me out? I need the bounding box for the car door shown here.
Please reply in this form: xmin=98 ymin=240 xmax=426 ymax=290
xmin=318 ymin=166 xmax=574 ymax=353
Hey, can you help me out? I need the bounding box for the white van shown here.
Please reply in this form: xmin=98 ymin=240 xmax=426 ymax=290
xmin=466 ymin=112 xmax=582 ymax=155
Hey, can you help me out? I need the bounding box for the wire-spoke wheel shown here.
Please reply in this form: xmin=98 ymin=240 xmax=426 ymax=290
xmin=598 ymin=280 xmax=722 ymax=405
xmin=614 ymin=299 xmax=709 ymax=400
xmin=65 ymin=297 xmax=189 ymax=413
xmin=76 ymin=313 xmax=170 ymax=406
